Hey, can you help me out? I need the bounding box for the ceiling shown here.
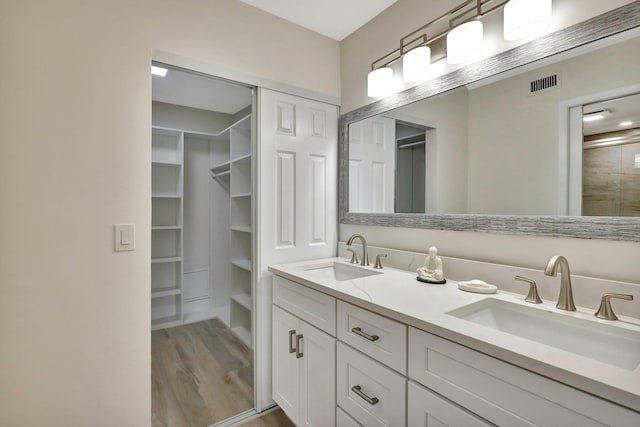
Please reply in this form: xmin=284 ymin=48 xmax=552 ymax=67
xmin=152 ymin=66 xmax=252 ymax=114
xmin=583 ymin=92 xmax=640 ymax=136
xmin=239 ymin=0 xmax=397 ymax=41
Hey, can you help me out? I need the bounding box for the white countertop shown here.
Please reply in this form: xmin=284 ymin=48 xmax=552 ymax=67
xmin=269 ymin=257 xmax=640 ymax=413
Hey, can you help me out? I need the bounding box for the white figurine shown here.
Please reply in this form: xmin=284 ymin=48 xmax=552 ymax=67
xmin=417 ymin=246 xmax=445 ymax=283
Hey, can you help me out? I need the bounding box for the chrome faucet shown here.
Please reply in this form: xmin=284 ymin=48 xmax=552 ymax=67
xmin=544 ymin=255 xmax=576 ymax=311
xmin=346 ymin=234 xmax=369 ymax=266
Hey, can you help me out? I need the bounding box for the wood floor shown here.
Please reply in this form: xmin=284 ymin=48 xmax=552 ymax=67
xmin=152 ymin=318 xmax=254 ymax=427
xmin=237 ymin=408 xmax=295 ymax=427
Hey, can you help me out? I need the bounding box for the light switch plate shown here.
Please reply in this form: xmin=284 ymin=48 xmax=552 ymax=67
xmin=114 ymin=224 xmax=135 ymax=252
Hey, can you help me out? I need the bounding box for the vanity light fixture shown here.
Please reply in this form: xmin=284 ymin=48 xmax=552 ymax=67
xmin=403 ymin=46 xmax=431 ymax=83
xmin=504 ymin=0 xmax=552 ymax=40
xmin=582 ymin=110 xmax=610 ymax=122
xmin=447 ymin=20 xmax=484 ymax=64
xmin=151 ymin=65 xmax=168 ymax=77
xmin=367 ymin=0 xmax=554 ymax=97
xmin=367 ymin=67 xmax=394 ymax=98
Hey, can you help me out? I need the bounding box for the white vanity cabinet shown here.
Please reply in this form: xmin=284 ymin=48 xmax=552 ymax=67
xmin=272 ymin=276 xmax=337 ymax=427
xmin=270 ymin=271 xmax=640 ymax=427
xmin=408 ymin=327 xmax=640 ymax=427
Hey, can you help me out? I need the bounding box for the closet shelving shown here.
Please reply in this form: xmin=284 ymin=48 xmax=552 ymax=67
xmin=151 ymin=128 xmax=184 ymax=329
xmin=228 ymin=114 xmax=253 ymax=347
xmin=151 ymin=114 xmax=253 ymax=346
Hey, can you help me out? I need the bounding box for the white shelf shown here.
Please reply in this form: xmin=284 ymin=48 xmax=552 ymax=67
xmin=183 ymin=305 xmax=230 ymax=327
xmin=231 ymin=325 xmax=252 ymax=347
xmin=152 ymin=194 xmax=181 ymax=199
xmin=152 ymin=225 xmax=182 ymax=230
xmin=152 ymin=161 xmax=181 ymax=167
xmin=211 ymin=161 xmax=231 ymax=173
xmin=182 ymin=311 xmax=217 ymax=325
xmin=231 ymin=293 xmax=252 ymax=311
xmin=231 ymin=192 xmax=251 ymax=198
xmin=151 ymin=256 xmax=181 ymax=264
xmin=151 ymin=315 xmax=182 ymax=331
xmin=152 ymin=289 xmax=182 ymax=299
xmin=231 ymin=225 xmax=252 ymax=233
xmin=211 ymin=170 xmax=231 ymax=179
xmin=231 ymin=153 xmax=251 ymax=164
xmin=232 ymin=259 xmax=252 ymax=272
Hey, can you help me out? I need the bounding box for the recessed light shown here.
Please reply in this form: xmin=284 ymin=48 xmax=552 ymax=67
xmin=620 ymin=121 xmax=633 ymax=127
xmin=151 ymin=66 xmax=168 ymax=77
xmin=582 ymin=110 xmax=610 ymax=122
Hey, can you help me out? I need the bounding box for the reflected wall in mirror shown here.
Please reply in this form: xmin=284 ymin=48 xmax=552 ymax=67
xmin=348 ymin=33 xmax=640 ymax=216
xmin=339 ymin=1 xmax=640 ymax=241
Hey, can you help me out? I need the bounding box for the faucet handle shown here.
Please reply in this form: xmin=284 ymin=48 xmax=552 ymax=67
xmin=595 ymin=293 xmax=633 ymax=320
xmin=373 ymin=254 xmax=387 ymax=269
xmin=347 ymin=247 xmax=359 ymax=264
xmin=514 ymin=276 xmax=543 ymax=304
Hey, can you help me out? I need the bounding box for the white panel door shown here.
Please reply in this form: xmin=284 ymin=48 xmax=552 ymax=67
xmin=257 ymin=88 xmax=338 ymax=409
xmin=272 ymin=306 xmax=300 ymax=424
xmin=348 ymin=116 xmax=395 ymax=213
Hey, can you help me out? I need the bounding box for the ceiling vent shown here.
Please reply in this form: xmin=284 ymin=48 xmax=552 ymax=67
xmin=529 ymin=74 xmax=559 ymax=95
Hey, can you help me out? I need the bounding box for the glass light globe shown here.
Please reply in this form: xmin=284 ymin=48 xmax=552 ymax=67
xmin=504 ymin=0 xmax=552 ymax=40
xmin=447 ymin=21 xmax=484 ymax=65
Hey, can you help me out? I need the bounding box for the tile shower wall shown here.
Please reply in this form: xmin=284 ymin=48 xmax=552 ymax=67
xmin=583 ymin=141 xmax=640 ymax=216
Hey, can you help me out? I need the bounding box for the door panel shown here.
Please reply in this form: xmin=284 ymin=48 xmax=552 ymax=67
xmin=257 ymin=89 xmax=338 ymax=409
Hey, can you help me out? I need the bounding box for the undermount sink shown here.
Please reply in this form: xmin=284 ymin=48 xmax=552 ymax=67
xmin=448 ymin=298 xmax=640 ymax=370
xmin=301 ymin=261 xmax=382 ymax=282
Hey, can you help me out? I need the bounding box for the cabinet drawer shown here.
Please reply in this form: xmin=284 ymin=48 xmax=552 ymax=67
xmin=337 ymin=301 xmax=407 ymax=373
xmin=337 ymin=407 xmax=361 ymax=427
xmin=408 ymin=327 xmax=640 ymax=427
xmin=337 ymin=342 xmax=406 ymax=427
xmin=273 ymin=275 xmax=336 ymax=335
xmin=408 ymin=381 xmax=491 ymax=427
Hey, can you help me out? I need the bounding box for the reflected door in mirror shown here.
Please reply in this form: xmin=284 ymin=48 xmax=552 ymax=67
xmin=349 ymin=116 xmax=395 ymax=213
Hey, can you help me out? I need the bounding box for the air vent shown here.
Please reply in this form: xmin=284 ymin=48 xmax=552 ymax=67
xmin=529 ymin=74 xmax=558 ymax=94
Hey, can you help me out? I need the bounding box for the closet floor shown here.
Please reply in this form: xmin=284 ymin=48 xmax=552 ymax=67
xmin=152 ymin=318 xmax=253 ymax=427
xmin=237 ymin=408 xmax=295 ymax=427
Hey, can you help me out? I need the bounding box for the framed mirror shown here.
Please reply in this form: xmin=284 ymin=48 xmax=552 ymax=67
xmin=339 ymin=1 xmax=640 ymax=241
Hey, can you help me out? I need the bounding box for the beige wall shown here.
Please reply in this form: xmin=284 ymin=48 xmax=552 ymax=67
xmin=468 ymin=35 xmax=640 ymax=214
xmin=0 ymin=0 xmax=338 ymax=426
xmin=340 ymin=0 xmax=640 ymax=285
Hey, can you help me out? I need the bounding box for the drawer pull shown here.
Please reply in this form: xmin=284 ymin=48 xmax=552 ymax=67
xmin=352 ymin=385 xmax=379 ymax=405
xmin=352 ymin=327 xmax=379 ymax=342
xmin=295 ymin=334 xmax=304 ymax=359
xmin=288 ymin=329 xmax=296 ymax=354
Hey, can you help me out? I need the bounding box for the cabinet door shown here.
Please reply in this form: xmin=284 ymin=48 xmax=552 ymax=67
xmin=299 ymin=320 xmax=336 ymax=427
xmin=272 ymin=306 xmax=300 ymax=424
xmin=408 ymin=381 xmax=491 ymax=427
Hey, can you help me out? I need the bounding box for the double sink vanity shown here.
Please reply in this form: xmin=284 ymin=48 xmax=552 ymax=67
xmin=269 ymin=242 xmax=640 ymax=426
